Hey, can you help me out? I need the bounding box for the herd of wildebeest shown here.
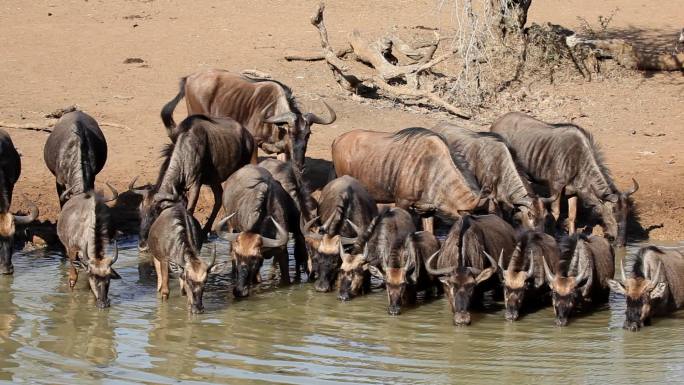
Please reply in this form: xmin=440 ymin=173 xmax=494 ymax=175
xmin=0 ymin=68 xmax=682 ymax=332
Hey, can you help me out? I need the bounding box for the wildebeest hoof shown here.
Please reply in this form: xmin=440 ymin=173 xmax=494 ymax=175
xmin=190 ymin=306 xmax=204 ymax=314
xmin=68 ymin=280 xmax=77 ymax=289
xmin=233 ymin=287 xmax=250 ymax=298
xmin=161 ymin=293 xmax=169 ymax=301
xmin=388 ymin=306 xmax=401 ymax=316
xmin=338 ymin=293 xmax=351 ymax=302
xmin=504 ymin=311 xmax=519 ymax=322
xmin=0 ymin=265 xmax=13 ymax=275
xmin=555 ymin=318 xmax=569 ymax=327
xmin=96 ymin=299 xmax=111 ymax=309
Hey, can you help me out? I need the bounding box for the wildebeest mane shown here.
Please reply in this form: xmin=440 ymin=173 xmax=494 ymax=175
xmin=0 ymin=169 xmax=8 ymax=214
xmin=89 ymin=192 xmax=111 ymax=261
xmin=73 ymin=121 xmax=95 ymax=192
xmin=557 ymin=233 xmax=589 ymax=275
xmin=170 ymin=203 xmax=199 ymax=263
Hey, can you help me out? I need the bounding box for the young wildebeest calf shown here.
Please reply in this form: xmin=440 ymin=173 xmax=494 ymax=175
xmin=214 ymin=165 xmax=299 ymax=298
xmin=57 ymin=187 xmax=120 ymax=308
xmin=491 ymin=112 xmax=638 ymax=246
xmin=337 ymin=207 xmax=414 ymax=302
xmin=425 ymin=215 xmax=517 ymax=326
xmin=0 ymin=129 xmax=39 ymax=274
xmin=432 ymin=123 xmax=555 ymax=231
xmin=369 ymin=230 xmax=440 ymax=315
xmin=147 ymin=194 xmax=228 ymax=314
xmin=608 ymin=246 xmax=684 ymax=331
xmin=498 ymin=231 xmax=561 ymax=321
xmin=543 ymin=234 xmax=614 ymax=326
xmin=44 ymin=111 xmax=107 ymax=206
xmin=302 ymin=176 xmax=377 ymax=292
xmin=132 ymin=114 xmax=255 ymax=250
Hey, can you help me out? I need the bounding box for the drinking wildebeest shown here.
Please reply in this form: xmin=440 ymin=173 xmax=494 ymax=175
xmin=44 ymin=111 xmax=108 ymax=206
xmin=147 ymin=193 xmax=228 ymax=314
xmin=432 ymin=123 xmax=556 ymax=231
xmin=56 ymin=186 xmax=120 ymax=308
xmin=213 ymin=165 xmax=302 ymax=298
xmin=608 ymin=246 xmax=684 ymax=331
xmin=425 ymin=215 xmax=516 ymax=326
xmin=131 ymin=114 xmax=256 ymax=250
xmin=498 ymin=230 xmax=561 ymax=321
xmin=490 ymin=112 xmax=638 ymax=246
xmin=369 ymin=230 xmax=440 ymax=315
xmin=0 ymin=129 xmax=39 ymax=274
xmin=332 ymin=128 xmax=489 ymax=233
xmin=302 ymin=175 xmax=377 ymax=292
xmin=338 ymin=207 xmax=416 ymax=301
xmin=543 ymin=234 xmax=614 ymax=326
xmin=160 ymin=69 xmax=336 ymax=174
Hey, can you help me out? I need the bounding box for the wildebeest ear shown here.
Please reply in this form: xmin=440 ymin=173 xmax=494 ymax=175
xmin=607 ymin=279 xmax=626 ymax=295
xmin=650 ymin=282 xmax=667 ymax=299
xmin=109 ymin=268 xmax=122 ymax=280
xmin=168 ymin=260 xmax=184 ymax=274
xmin=368 ymin=265 xmax=384 ymax=281
xmin=475 ymin=267 xmax=495 ymax=284
xmin=209 ymin=261 xmax=230 ymax=275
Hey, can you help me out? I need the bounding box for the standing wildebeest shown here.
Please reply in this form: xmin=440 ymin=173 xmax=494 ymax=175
xmin=337 ymin=207 xmax=415 ymax=302
xmin=542 ymin=234 xmax=614 ymax=326
xmin=432 ymin=123 xmax=555 ymax=231
xmin=44 ymin=111 xmax=107 ymax=206
xmin=498 ymin=230 xmax=561 ymax=321
xmin=490 ymin=112 xmax=638 ymax=246
xmin=369 ymin=230 xmax=440 ymax=315
xmin=213 ymin=165 xmax=300 ymax=298
xmin=301 ymin=175 xmax=377 ymax=292
xmin=608 ymin=246 xmax=684 ymax=331
xmin=332 ymin=128 xmax=488 ymax=233
xmin=147 ymin=194 xmax=228 ymax=313
xmin=425 ymin=215 xmax=517 ymax=326
xmin=57 ymin=187 xmax=120 ymax=308
xmin=160 ymin=69 xmax=336 ymax=174
xmin=258 ymin=158 xmax=318 ymax=224
xmin=0 ymin=130 xmax=39 ymax=274
xmin=132 ymin=115 xmax=256 ymax=249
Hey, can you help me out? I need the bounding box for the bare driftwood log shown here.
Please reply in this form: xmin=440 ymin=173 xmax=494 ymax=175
xmin=284 ymin=46 xmax=352 ymax=61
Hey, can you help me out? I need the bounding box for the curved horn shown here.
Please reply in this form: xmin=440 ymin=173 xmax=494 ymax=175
xmin=526 ymin=251 xmax=535 ymax=277
xmin=340 ymin=219 xmax=360 ymax=245
xmin=648 ymin=261 xmax=663 ymax=285
xmin=345 ymin=219 xmax=362 ymax=236
xmin=320 ymin=214 xmax=335 ymax=233
xmin=305 ymin=101 xmax=337 ymax=125
xmin=483 ymin=250 xmax=498 ymax=271
xmin=207 ymin=244 xmax=217 ymax=268
xmin=424 ymin=250 xmax=454 ymax=277
xmin=13 ymin=199 xmax=39 ymax=225
xmin=497 ymin=248 xmax=506 ymax=272
xmin=261 ymin=217 xmax=289 ymax=249
xmin=539 ymin=191 xmax=560 ymax=204
xmin=264 ymin=111 xmax=297 ymax=126
xmin=515 ymin=197 xmax=534 ymax=209
xmin=625 ymin=178 xmax=639 ymax=196
xmin=153 ymin=192 xmax=176 ymax=203
xmin=542 ymin=256 xmax=555 ymax=283
xmin=60 ymin=185 xmax=77 ymax=202
xmin=109 ymin=240 xmax=119 ymax=266
xmin=214 ymin=213 xmax=239 ymax=242
xmin=300 ymin=215 xmax=322 ymax=240
xmin=339 ymin=238 xmax=346 ymax=259
xmin=128 ymin=176 xmax=150 ymax=196
xmin=103 ymin=182 xmax=119 ymax=203
xmin=620 ymin=258 xmax=627 ymax=282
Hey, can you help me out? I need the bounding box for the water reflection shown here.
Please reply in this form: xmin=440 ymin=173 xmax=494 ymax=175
xmin=0 ymin=239 xmax=679 ymax=383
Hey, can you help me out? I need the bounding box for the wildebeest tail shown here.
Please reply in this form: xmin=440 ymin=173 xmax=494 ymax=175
xmin=73 ymin=120 xmax=96 ymax=191
xmin=161 ymin=76 xmax=187 ymax=134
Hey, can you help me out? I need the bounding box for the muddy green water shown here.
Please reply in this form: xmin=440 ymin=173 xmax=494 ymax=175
xmin=0 ymin=239 xmax=682 ymax=384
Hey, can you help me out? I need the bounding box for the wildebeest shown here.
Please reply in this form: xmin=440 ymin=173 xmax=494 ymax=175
xmin=44 ymin=111 xmax=108 ymax=206
xmin=332 ymin=128 xmax=488 ymax=233
xmin=432 ymin=123 xmax=555 ymax=231
xmin=301 ymin=175 xmax=378 ymax=292
xmin=213 ymin=165 xmax=301 ymax=298
xmin=258 ymin=158 xmax=317 ymax=225
xmin=490 ymin=112 xmax=638 ymax=246
xmin=369 ymin=230 xmax=440 ymax=315
xmin=425 ymin=215 xmax=517 ymax=325
xmin=131 ymin=114 xmax=256 ymax=250
xmin=498 ymin=230 xmax=561 ymax=321
xmin=56 ymin=186 xmax=120 ymax=308
xmin=543 ymin=234 xmax=614 ymax=326
xmin=608 ymin=246 xmax=684 ymax=331
xmin=147 ymin=194 xmax=228 ymax=314
xmin=0 ymin=130 xmax=39 ymax=274
xmin=160 ymin=69 xmax=336 ymax=174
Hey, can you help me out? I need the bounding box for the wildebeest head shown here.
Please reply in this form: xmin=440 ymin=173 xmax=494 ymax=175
xmin=368 ymin=235 xmax=421 ymax=316
xmin=512 ymin=194 xmax=556 ymax=232
xmin=302 ymin=216 xmax=358 ymax=293
xmin=498 ymin=246 xmax=536 ymax=321
xmin=215 ymin=214 xmax=289 ymax=298
xmin=607 ymin=261 xmax=666 ymax=332
xmin=262 ymin=102 xmax=336 ymax=174
xmin=542 ymin=255 xmax=588 ymax=327
xmin=130 ymin=178 xmax=181 ymax=252
xmin=591 ymin=178 xmax=638 ymax=247
xmin=74 ymin=240 xmax=121 ymax=309
xmin=168 ymin=245 xmax=228 ymax=314
xmin=426 ymin=250 xmax=498 ymax=326
xmin=337 ymin=244 xmax=370 ymax=301
xmin=0 ymin=201 xmax=38 ymax=275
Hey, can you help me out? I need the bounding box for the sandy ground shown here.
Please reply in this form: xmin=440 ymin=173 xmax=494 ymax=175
xmin=0 ymin=0 xmax=682 ymax=241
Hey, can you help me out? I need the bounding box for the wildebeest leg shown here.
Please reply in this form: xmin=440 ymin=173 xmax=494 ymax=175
xmin=160 ymin=260 xmax=170 ymax=300
xmin=567 ymin=195 xmax=578 ymax=234
xmin=187 ymin=183 xmax=201 ymax=214
xmin=202 ymin=184 xmax=223 ymax=236
xmin=153 ymin=257 xmax=162 ymax=292
xmin=277 ymin=250 xmax=290 ymax=285
xmin=293 ymin=232 xmax=307 ymax=282
xmin=421 ymin=217 xmax=434 ymax=234
xmin=67 ymin=249 xmax=79 ymax=289
xmin=250 ymin=147 xmax=258 ymax=165
xmin=551 ymin=195 xmax=561 ymax=224
xmin=56 ymin=182 xmax=66 ymax=207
